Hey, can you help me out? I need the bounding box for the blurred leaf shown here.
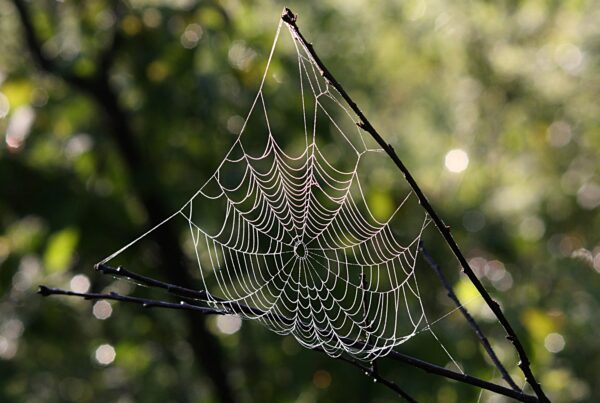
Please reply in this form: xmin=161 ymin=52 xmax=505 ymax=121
xmin=522 ymin=308 xmax=556 ymax=342
xmin=1 ymin=80 xmax=32 ymax=109
xmin=368 ymin=190 xmax=393 ymax=221
xmin=43 ymin=227 xmax=79 ymax=273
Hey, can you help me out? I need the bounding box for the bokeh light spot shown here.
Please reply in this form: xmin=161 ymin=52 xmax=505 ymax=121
xmin=594 ymin=253 xmax=600 ymax=274
xmin=180 ymin=24 xmax=203 ymax=49
xmin=147 ymin=61 xmax=170 ymax=82
xmin=444 ymin=149 xmax=469 ymax=173
xmin=519 ymin=216 xmax=546 ymax=241
xmin=544 ymin=333 xmax=565 ymax=353
xmin=462 ymin=210 xmax=486 ymax=232
xmin=70 ymin=274 xmax=90 ymax=293
xmin=554 ymin=43 xmax=583 ymax=73
xmin=95 ymin=344 xmax=116 ymax=365
xmin=0 ymin=92 xmax=9 ymax=118
xmin=313 ymin=369 xmax=332 ymax=389
xmin=546 ymin=121 xmax=572 ymax=148
xmin=216 ymin=315 xmax=242 ymax=335
xmin=0 ymin=336 xmax=17 ymax=360
xmin=228 ymin=41 xmax=257 ymax=72
xmin=5 ymin=105 xmax=35 ymax=151
xmin=577 ymin=182 xmax=600 ymax=210
xmin=142 ymin=8 xmax=162 ymax=28
xmin=226 ymin=115 xmax=244 ymax=134
xmin=121 ymin=15 xmax=142 ymax=36
xmin=65 ymin=133 xmax=93 ymax=158
xmin=93 ymin=301 xmax=113 ymax=320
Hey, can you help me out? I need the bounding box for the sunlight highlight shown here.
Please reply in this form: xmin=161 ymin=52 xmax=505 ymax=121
xmin=544 ymin=333 xmax=565 ymax=353
xmin=216 ymin=315 xmax=242 ymax=335
xmin=94 ymin=344 xmax=116 ymax=365
xmin=92 ymin=301 xmax=113 ymax=320
xmin=445 ymin=149 xmax=469 ymax=173
xmin=70 ymin=274 xmax=90 ymax=293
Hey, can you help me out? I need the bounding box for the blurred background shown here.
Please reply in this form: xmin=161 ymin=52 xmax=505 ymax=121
xmin=1 ymin=0 xmax=599 ymax=402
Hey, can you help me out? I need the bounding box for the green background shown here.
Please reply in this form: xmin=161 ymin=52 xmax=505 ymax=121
xmin=1 ymin=0 xmax=599 ymax=402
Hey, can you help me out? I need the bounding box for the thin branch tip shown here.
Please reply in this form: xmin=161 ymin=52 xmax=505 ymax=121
xmin=282 ymin=8 xmax=297 ymax=24
xmin=38 ymin=285 xmax=51 ymax=296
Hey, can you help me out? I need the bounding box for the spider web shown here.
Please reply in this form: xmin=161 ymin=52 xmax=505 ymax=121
xmin=99 ymin=18 xmax=459 ymax=362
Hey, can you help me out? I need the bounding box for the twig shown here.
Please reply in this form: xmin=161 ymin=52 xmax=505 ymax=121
xmin=95 ymin=263 xmax=292 ymax=323
xmin=281 ymin=8 xmax=549 ymax=403
xmin=95 ymin=260 xmax=531 ymax=400
xmin=96 ymin=263 xmax=211 ymax=300
xmin=318 ymin=349 xmax=418 ymax=403
xmin=345 ymin=338 xmax=537 ymax=402
xmin=419 ymin=242 xmax=520 ymax=391
xmin=38 ymin=285 xmax=223 ymax=314
xmin=39 ymin=284 xmax=419 ymax=401
xmin=39 ymin=280 xmax=538 ymax=402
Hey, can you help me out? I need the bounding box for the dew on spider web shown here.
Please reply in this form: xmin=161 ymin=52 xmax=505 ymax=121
xmin=96 ymin=16 xmax=458 ymax=364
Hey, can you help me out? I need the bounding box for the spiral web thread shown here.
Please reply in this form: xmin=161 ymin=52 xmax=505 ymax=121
xmin=99 ymin=18 xmax=461 ymax=364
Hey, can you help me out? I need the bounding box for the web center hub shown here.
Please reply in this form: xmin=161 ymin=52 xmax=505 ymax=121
xmin=294 ymin=240 xmax=307 ymax=259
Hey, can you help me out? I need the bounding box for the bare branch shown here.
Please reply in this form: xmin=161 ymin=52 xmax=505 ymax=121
xmin=85 ymin=264 xmax=537 ymax=401
xmin=95 ymin=263 xmax=211 ymax=300
xmin=39 ymin=284 xmax=420 ymax=401
xmin=318 ymin=350 xmax=418 ymax=403
xmin=281 ymin=7 xmax=549 ymax=403
xmin=360 ymin=341 xmax=537 ymax=402
xmin=419 ymin=241 xmax=520 ymax=391
xmin=95 ymin=263 xmax=293 ymax=323
xmin=39 ymin=280 xmax=538 ymax=402
xmin=38 ymin=285 xmax=223 ymax=315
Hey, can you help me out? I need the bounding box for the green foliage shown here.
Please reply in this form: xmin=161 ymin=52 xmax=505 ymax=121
xmin=43 ymin=228 xmax=79 ymax=274
xmin=1 ymin=0 xmax=599 ymax=402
